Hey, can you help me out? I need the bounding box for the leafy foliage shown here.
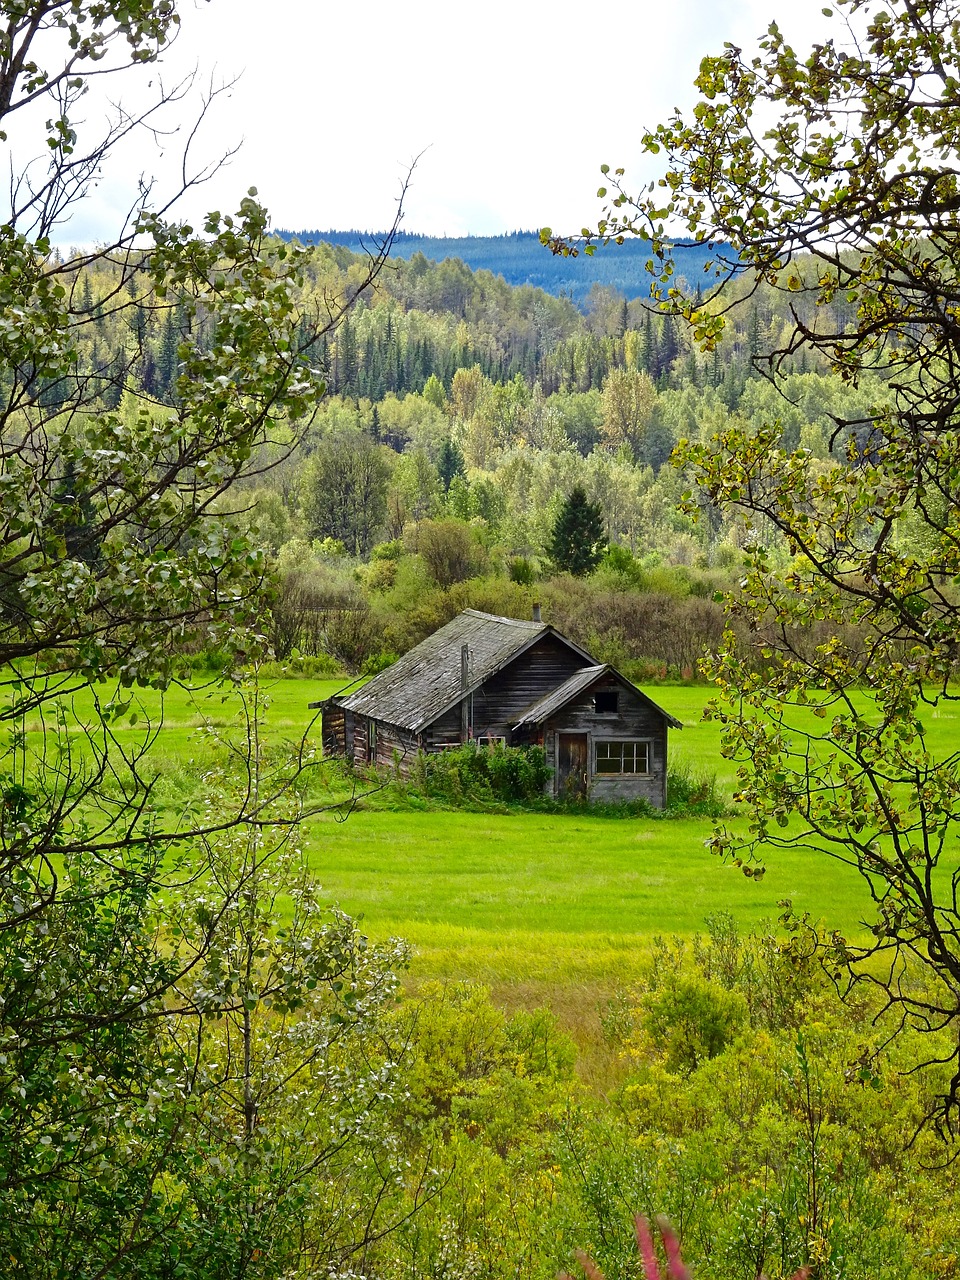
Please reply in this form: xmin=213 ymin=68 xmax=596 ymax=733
xmin=358 ymin=922 xmax=960 ymax=1280
xmin=557 ymin=0 xmax=960 ymax=1140
xmin=0 ymin=2 xmax=412 ymax=1271
xmin=409 ymin=741 xmax=552 ymax=806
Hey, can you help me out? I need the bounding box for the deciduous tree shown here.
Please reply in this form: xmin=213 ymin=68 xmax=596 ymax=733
xmin=600 ymin=367 xmax=656 ymax=456
xmin=552 ymin=0 xmax=960 ymax=1136
xmin=304 ymin=429 xmax=392 ymax=555
xmin=0 ymin=0 xmax=407 ymax=1265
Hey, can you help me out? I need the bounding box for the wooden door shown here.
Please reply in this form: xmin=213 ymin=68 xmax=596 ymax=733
xmin=557 ymin=733 xmax=588 ymax=799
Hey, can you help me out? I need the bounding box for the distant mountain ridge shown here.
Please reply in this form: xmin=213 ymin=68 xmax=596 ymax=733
xmin=274 ymin=228 xmax=731 ymax=306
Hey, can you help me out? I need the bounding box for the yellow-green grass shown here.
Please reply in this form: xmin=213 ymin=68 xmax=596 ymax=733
xmin=22 ymin=672 xmax=956 ymax=1084
xmin=22 ymin=676 xmax=960 ymax=1005
xmin=304 ymin=810 xmax=865 ymax=947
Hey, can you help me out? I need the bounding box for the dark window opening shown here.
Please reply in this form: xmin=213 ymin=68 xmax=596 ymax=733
xmin=594 ymin=690 xmax=619 ymax=715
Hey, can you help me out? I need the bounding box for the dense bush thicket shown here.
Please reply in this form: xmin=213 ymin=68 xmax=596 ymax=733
xmin=409 ymin=742 xmax=552 ymax=805
xmin=264 ymin=539 xmax=735 ymax=679
xmin=370 ymin=915 xmax=960 ymax=1280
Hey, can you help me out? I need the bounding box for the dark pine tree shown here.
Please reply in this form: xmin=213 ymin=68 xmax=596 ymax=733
xmin=657 ymin=315 xmax=679 ymax=384
xmin=337 ymin=314 xmax=358 ymax=396
xmin=640 ymin=310 xmax=659 ymax=376
xmin=747 ymin=305 xmax=763 ymax=378
xmin=394 ymin=343 xmax=405 ymax=394
xmin=617 ymin=298 xmax=629 ymax=338
xmin=156 ymin=309 xmax=180 ymax=400
xmin=102 ymin=349 xmax=126 ymax=409
xmin=51 ymin=459 xmax=101 ymax=564
xmin=437 ymin=437 xmax=466 ymax=492
xmin=548 ymin=485 xmax=606 ymax=577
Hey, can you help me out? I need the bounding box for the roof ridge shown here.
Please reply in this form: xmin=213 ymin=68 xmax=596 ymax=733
xmin=462 ymin=608 xmax=543 ymax=628
xmin=333 ymin=607 xmax=596 ymax=733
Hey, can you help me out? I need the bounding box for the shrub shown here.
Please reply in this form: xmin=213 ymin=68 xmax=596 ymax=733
xmin=257 ymin=652 xmax=342 ymax=679
xmin=509 ymin=555 xmax=536 ymax=585
xmin=362 ymin=650 xmax=399 ymax=675
xmin=415 ymin=742 xmax=551 ymax=806
xmin=407 ymin=518 xmax=488 ymax=588
xmin=642 ymin=974 xmax=748 ymax=1073
xmin=664 ymin=762 xmax=726 ymax=817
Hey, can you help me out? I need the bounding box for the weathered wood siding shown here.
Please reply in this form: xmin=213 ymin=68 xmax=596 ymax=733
xmin=321 ymin=702 xmax=347 ymax=756
xmin=420 ymin=636 xmax=586 ymax=746
xmin=543 ymin=675 xmax=669 ymax=807
xmin=422 ymin=703 xmax=466 ymax=748
xmin=322 ymin=702 xmax=423 ymax=778
xmin=472 ymin=637 xmax=585 ymax=738
xmin=370 ymin=720 xmax=421 ymax=777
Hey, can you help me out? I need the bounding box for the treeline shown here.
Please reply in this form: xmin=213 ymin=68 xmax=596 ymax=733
xmin=50 ymin=237 xmax=889 ymax=678
xmin=313 ymin=252 xmax=859 ymax=404
xmin=277 ymin=228 xmax=725 ymax=304
xmin=48 ymin=235 xmax=860 ymax=424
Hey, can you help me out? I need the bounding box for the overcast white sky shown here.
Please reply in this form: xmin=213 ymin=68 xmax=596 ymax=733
xmin=47 ymin=0 xmax=833 ymax=244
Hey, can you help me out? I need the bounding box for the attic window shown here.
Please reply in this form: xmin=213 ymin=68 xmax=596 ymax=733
xmin=593 ymin=690 xmax=619 ymax=715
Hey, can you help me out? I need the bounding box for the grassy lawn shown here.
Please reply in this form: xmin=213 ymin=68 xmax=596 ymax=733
xmin=29 ymin=673 xmax=959 ymax=1010
xmin=304 ymin=807 xmax=867 ymax=966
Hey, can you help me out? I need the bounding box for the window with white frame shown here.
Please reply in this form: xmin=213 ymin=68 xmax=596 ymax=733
xmin=595 ymin=740 xmax=651 ymax=775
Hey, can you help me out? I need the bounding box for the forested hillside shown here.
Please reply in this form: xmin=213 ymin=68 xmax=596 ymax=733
xmin=53 ymin=234 xmax=884 ymax=678
xmin=276 ymin=228 xmax=726 ymax=303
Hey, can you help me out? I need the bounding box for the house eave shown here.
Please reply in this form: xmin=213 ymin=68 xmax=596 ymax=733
xmin=511 ymin=663 xmax=683 ymax=733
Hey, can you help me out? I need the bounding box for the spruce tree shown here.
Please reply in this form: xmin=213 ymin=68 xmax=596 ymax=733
xmin=658 ymin=314 xmax=679 ymax=383
xmin=437 ymin=437 xmax=465 ymax=492
xmin=640 ymin=310 xmax=659 ymax=377
xmin=156 ymin=309 xmax=180 ymax=400
xmin=548 ymin=485 xmax=606 ymax=576
xmin=337 ymin=314 xmax=358 ymax=395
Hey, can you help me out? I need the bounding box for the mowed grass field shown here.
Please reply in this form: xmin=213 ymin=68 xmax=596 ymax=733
xmin=37 ymin=675 xmax=960 ymax=991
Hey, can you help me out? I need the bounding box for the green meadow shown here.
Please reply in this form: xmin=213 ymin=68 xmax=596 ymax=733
xmin=34 ymin=676 xmax=930 ymax=977
xmin=28 ymin=672 xmax=960 ymax=1073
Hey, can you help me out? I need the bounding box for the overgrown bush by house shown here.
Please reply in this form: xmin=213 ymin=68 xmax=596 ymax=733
xmin=664 ymin=761 xmax=727 ymax=817
xmin=376 ymin=748 xmax=726 ymax=818
xmin=410 ymin=742 xmax=552 ymax=806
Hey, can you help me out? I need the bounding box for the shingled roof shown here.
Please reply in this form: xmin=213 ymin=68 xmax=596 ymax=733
xmin=332 ymin=609 xmax=591 ymax=734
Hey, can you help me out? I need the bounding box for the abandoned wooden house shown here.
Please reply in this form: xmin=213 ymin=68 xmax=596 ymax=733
xmin=317 ymin=608 xmax=682 ymax=806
